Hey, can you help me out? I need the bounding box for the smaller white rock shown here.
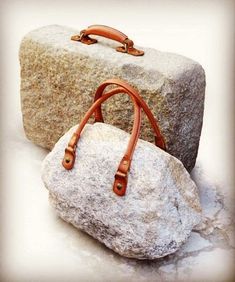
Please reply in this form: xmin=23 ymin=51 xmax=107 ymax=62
xmin=42 ymin=122 xmax=201 ymax=259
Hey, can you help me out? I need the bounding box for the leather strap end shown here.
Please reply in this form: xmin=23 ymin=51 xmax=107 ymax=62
xmin=62 ymin=146 xmax=76 ymax=170
xmin=80 ymin=35 xmax=97 ymax=45
xmin=71 ymin=33 xmax=97 ymax=45
xmin=94 ymin=112 xmax=104 ymax=123
xmin=113 ymin=171 xmax=128 ymax=196
xmin=155 ymin=136 xmax=166 ymax=151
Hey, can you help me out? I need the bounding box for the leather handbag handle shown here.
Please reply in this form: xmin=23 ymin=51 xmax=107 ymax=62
xmin=62 ymin=80 xmax=166 ymax=196
xmin=62 ymin=87 xmax=142 ymax=196
xmin=71 ymin=25 xmax=144 ymax=56
xmin=94 ymin=79 xmax=166 ymax=150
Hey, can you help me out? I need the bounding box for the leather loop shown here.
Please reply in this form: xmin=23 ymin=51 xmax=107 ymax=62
xmin=94 ymin=79 xmax=166 ymax=151
xmin=71 ymin=25 xmax=144 ymax=56
xmin=63 ymin=146 xmax=76 ymax=170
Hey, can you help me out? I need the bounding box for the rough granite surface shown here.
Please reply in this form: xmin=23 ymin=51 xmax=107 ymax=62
xmin=20 ymin=25 xmax=206 ymax=171
xmin=41 ymin=123 xmax=201 ymax=259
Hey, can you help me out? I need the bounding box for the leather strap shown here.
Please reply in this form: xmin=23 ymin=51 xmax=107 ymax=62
xmin=94 ymin=79 xmax=166 ymax=150
xmin=62 ymin=88 xmax=142 ymax=196
xmin=71 ymin=25 xmax=144 ymax=56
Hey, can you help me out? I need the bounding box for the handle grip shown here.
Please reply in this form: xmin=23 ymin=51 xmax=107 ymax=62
xmin=71 ymin=25 xmax=144 ymax=56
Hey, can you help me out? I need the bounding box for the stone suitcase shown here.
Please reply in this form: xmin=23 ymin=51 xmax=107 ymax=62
xmin=19 ymin=25 xmax=206 ymax=171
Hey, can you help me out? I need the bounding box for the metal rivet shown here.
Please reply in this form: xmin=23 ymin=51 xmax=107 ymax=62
xmin=117 ymin=183 xmax=123 ymax=190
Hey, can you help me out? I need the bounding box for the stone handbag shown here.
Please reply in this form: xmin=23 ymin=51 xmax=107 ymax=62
xmin=42 ymin=79 xmax=201 ymax=259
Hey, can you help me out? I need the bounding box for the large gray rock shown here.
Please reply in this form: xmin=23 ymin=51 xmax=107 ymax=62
xmin=20 ymin=25 xmax=206 ymax=171
xmin=41 ymin=122 xmax=201 ymax=259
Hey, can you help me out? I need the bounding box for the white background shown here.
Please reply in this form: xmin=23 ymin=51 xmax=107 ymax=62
xmin=0 ymin=0 xmax=234 ymax=281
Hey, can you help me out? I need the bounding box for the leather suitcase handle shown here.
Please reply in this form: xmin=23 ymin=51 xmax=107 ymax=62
xmin=94 ymin=79 xmax=166 ymax=150
xmin=62 ymin=80 xmax=166 ymax=196
xmin=71 ymin=25 xmax=144 ymax=56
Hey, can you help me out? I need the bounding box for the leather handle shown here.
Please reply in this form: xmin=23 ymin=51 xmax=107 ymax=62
xmin=62 ymin=87 xmax=142 ymax=196
xmin=94 ymin=79 xmax=166 ymax=150
xmin=62 ymin=80 xmax=166 ymax=196
xmin=71 ymin=25 xmax=144 ymax=56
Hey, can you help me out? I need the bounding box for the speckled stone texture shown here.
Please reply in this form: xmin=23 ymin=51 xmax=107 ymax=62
xmin=20 ymin=25 xmax=206 ymax=171
xmin=41 ymin=122 xmax=201 ymax=259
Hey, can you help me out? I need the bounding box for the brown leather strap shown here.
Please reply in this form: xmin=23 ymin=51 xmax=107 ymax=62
xmin=71 ymin=25 xmax=144 ymax=56
xmin=62 ymin=88 xmax=142 ymax=196
xmin=94 ymin=79 xmax=166 ymax=150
